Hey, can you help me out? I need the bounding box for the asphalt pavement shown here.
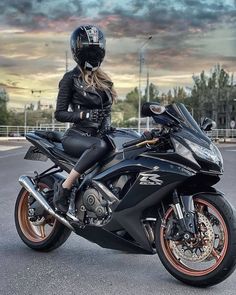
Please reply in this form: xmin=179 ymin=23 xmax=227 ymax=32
xmin=0 ymin=141 xmax=236 ymax=295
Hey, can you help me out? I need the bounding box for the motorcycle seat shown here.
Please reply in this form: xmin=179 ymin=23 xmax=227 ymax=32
xmin=34 ymin=130 xmax=64 ymax=143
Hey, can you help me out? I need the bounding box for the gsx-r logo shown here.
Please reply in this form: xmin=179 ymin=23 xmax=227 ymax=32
xmin=139 ymin=173 xmax=163 ymax=185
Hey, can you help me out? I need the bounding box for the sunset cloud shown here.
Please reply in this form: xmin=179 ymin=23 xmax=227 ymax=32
xmin=0 ymin=0 xmax=235 ymax=108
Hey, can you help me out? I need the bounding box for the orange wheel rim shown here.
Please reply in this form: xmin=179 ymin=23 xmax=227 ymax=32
xmin=18 ymin=184 xmax=56 ymax=243
xmin=160 ymin=198 xmax=229 ymax=276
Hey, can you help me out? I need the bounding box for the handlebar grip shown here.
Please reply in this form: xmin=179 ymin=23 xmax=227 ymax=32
xmin=122 ymin=137 xmax=144 ymax=148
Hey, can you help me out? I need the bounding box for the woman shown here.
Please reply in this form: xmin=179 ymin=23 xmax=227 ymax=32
xmin=53 ymin=25 xmax=116 ymax=213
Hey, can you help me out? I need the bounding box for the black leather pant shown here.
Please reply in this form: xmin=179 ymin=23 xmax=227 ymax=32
xmin=62 ymin=127 xmax=109 ymax=173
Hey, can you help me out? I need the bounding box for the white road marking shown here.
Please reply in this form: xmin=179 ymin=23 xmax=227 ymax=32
xmin=0 ymin=145 xmax=22 ymax=151
xmin=226 ymin=149 xmax=236 ymax=152
xmin=0 ymin=151 xmax=25 ymax=159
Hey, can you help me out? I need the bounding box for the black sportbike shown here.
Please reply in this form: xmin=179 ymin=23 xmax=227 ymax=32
xmin=15 ymin=102 xmax=236 ymax=287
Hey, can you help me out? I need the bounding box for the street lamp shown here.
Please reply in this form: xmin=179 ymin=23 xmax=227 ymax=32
xmin=24 ymin=104 xmax=27 ymax=136
xmin=24 ymin=102 xmax=35 ymax=135
xmin=138 ymin=35 xmax=152 ymax=133
xmin=146 ymin=66 xmax=150 ymax=129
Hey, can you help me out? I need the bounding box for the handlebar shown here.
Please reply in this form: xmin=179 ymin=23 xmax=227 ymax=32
xmin=122 ymin=137 xmax=146 ymax=148
xmin=122 ymin=130 xmax=159 ymax=148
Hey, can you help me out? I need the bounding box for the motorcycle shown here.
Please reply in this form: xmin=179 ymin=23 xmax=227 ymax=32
xmin=15 ymin=102 xmax=236 ymax=287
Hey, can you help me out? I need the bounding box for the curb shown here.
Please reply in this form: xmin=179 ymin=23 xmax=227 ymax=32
xmin=0 ymin=137 xmax=26 ymax=141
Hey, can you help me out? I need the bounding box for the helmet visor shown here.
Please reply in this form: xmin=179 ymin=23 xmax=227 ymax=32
xmin=78 ymin=46 xmax=105 ymax=66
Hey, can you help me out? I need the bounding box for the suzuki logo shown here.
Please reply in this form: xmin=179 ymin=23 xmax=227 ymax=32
xmin=139 ymin=173 xmax=163 ymax=185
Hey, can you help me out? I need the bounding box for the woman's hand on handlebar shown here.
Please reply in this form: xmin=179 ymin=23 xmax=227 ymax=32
xmin=122 ymin=131 xmax=153 ymax=148
xmin=122 ymin=129 xmax=162 ymax=149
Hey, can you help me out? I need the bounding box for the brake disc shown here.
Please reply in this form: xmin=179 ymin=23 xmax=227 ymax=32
xmin=170 ymin=213 xmax=215 ymax=262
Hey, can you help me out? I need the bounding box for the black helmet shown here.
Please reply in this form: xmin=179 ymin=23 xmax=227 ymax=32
xmin=70 ymin=25 xmax=106 ymax=71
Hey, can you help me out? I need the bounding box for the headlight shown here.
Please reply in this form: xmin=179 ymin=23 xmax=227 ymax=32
xmin=210 ymin=143 xmax=223 ymax=166
xmin=172 ymin=138 xmax=199 ymax=166
xmin=184 ymin=139 xmax=223 ymax=166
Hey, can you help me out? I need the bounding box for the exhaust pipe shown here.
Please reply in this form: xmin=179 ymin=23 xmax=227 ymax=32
xmin=19 ymin=175 xmax=74 ymax=231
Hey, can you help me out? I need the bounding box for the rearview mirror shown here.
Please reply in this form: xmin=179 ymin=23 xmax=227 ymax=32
xmin=150 ymin=105 xmax=166 ymax=115
xmin=141 ymin=102 xmax=165 ymax=117
xmin=201 ymin=117 xmax=216 ymax=131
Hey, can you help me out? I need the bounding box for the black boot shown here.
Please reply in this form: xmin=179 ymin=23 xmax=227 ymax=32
xmin=53 ymin=180 xmax=71 ymax=213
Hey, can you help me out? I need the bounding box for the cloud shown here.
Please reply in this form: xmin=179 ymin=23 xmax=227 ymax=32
xmin=97 ymin=0 xmax=236 ymax=38
xmin=131 ymin=0 xmax=145 ymax=12
xmin=0 ymin=0 xmax=235 ymax=37
xmin=0 ymin=0 xmax=235 ymax=69
xmin=0 ymin=0 xmax=85 ymax=32
xmin=0 ymin=0 xmax=236 ymax=107
xmin=0 ymin=82 xmax=25 ymax=90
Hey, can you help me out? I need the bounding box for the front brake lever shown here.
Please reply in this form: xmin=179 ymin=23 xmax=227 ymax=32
xmin=136 ymin=138 xmax=159 ymax=147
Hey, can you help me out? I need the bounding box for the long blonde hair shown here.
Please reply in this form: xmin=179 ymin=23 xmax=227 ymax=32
xmin=78 ymin=65 xmax=117 ymax=102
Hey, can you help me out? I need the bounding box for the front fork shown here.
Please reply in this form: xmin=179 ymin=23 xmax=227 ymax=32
xmin=171 ymin=190 xmax=198 ymax=238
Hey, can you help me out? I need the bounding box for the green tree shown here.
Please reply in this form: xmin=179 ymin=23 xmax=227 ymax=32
xmin=126 ymin=87 xmax=139 ymax=112
xmin=0 ymin=88 xmax=9 ymax=125
xmin=143 ymin=83 xmax=160 ymax=103
xmin=7 ymin=109 xmax=55 ymax=126
xmin=112 ymin=84 xmax=162 ymax=127
xmin=191 ymin=65 xmax=235 ymax=125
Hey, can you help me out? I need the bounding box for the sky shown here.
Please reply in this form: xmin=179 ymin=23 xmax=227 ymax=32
xmin=0 ymin=0 xmax=236 ymax=109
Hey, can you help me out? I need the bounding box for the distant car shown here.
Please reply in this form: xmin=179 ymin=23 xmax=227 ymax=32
xmin=8 ymin=132 xmax=23 ymax=137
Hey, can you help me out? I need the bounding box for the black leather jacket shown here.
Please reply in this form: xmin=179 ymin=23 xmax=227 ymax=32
xmin=55 ymin=67 xmax=113 ymax=130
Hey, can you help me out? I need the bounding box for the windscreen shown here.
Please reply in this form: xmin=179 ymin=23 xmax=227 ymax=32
xmin=166 ymin=103 xmax=202 ymax=133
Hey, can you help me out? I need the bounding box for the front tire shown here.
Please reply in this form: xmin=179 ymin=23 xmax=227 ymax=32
xmin=155 ymin=194 xmax=236 ymax=286
xmin=15 ymin=177 xmax=71 ymax=252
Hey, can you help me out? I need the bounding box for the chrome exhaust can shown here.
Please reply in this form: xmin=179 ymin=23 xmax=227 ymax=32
xmin=18 ymin=175 xmax=74 ymax=231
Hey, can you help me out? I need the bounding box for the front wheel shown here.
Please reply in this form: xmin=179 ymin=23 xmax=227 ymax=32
xmin=155 ymin=194 xmax=236 ymax=286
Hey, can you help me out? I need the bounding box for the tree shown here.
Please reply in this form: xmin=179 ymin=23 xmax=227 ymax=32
xmin=191 ymin=65 xmax=235 ymax=126
xmin=112 ymin=83 xmax=162 ymax=127
xmin=0 ymin=88 xmax=9 ymax=125
xmin=112 ymin=68 xmax=235 ymax=128
xmin=126 ymin=87 xmax=139 ymax=111
xmin=143 ymin=83 xmax=159 ymax=103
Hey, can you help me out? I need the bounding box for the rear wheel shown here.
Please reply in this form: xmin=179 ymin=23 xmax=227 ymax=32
xmin=155 ymin=194 xmax=236 ymax=286
xmin=15 ymin=177 xmax=71 ymax=252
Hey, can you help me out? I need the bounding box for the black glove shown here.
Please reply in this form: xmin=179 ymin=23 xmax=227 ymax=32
xmin=142 ymin=130 xmax=153 ymax=140
xmin=141 ymin=129 xmax=162 ymax=140
xmin=78 ymin=109 xmax=101 ymax=122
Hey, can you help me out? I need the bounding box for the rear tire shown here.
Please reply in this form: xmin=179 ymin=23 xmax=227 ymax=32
xmin=15 ymin=177 xmax=71 ymax=252
xmin=155 ymin=194 xmax=236 ymax=286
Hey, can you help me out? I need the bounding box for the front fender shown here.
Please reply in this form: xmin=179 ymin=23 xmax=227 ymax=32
xmin=179 ymin=185 xmax=223 ymax=198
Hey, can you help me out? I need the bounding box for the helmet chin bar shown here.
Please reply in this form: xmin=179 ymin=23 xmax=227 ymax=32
xmin=84 ymin=61 xmax=100 ymax=72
